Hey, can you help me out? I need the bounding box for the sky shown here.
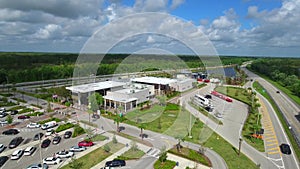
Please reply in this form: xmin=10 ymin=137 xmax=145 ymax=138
xmin=0 ymin=0 xmax=300 ymax=57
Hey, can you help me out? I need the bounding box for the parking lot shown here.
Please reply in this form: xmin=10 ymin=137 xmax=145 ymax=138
xmin=0 ymin=121 xmax=88 ymax=169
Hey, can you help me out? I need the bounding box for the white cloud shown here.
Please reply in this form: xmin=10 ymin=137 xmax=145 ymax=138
xmin=171 ymin=0 xmax=185 ymax=9
xmin=34 ymin=24 xmax=62 ymax=39
xmin=146 ymin=35 xmax=155 ymax=43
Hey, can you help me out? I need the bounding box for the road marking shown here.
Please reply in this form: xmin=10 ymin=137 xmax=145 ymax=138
xmin=266 ymin=143 xmax=278 ymax=147
xmin=268 ymin=151 xmax=280 ymax=155
xmin=268 ymin=147 xmax=280 ymax=151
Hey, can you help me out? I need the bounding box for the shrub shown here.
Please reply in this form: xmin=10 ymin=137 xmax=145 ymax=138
xmin=112 ymin=135 xmax=118 ymax=144
xmin=18 ymin=108 xmax=33 ymax=114
xmin=72 ymin=125 xmax=86 ymax=138
xmin=103 ymin=145 xmax=111 ymax=152
xmin=27 ymin=112 xmax=44 ymax=116
xmin=6 ymin=115 xmax=13 ymax=124
xmin=39 ymin=117 xmax=61 ymax=124
xmin=56 ymin=123 xmax=75 ymax=133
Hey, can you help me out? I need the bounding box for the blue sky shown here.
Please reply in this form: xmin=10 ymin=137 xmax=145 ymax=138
xmin=0 ymin=0 xmax=299 ymax=57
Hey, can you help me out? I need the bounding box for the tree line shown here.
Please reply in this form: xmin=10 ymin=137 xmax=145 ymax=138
xmin=249 ymin=58 xmax=300 ymax=97
xmin=0 ymin=52 xmax=255 ymax=84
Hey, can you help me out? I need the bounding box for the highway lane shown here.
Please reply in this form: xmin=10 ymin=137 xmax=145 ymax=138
xmin=243 ymin=68 xmax=300 ymax=143
xmin=243 ymin=67 xmax=300 ymax=168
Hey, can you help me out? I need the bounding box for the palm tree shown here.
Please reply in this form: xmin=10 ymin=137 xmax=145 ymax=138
xmin=138 ymin=123 xmax=145 ymax=140
xmin=175 ymin=135 xmax=184 ymax=152
xmin=114 ymin=116 xmax=123 ymax=132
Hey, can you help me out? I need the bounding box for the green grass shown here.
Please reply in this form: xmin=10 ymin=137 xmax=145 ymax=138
xmin=253 ymin=81 xmax=300 ymax=161
xmin=110 ymin=131 xmax=153 ymax=147
xmin=0 ymin=101 xmax=16 ymax=107
xmin=185 ymin=119 xmax=258 ymax=169
xmin=197 ymin=83 xmax=207 ymax=88
xmin=11 ymin=97 xmax=27 ymax=103
xmin=116 ymin=148 xmax=145 ymax=160
xmin=90 ymin=134 xmax=108 ymax=142
xmin=215 ymin=86 xmax=251 ymax=105
xmin=18 ymin=108 xmax=33 ymax=114
xmin=215 ymin=86 xmax=264 ymax=152
xmin=8 ymin=106 xmax=26 ymax=111
xmin=55 ymin=123 xmax=75 ymax=133
xmin=38 ymin=117 xmax=61 ymax=124
xmin=168 ymin=146 xmax=211 ymax=167
xmin=164 ymin=103 xmax=180 ymax=111
xmin=153 ymin=160 xmax=176 ymax=169
xmin=61 ymin=142 xmax=124 ymax=169
xmin=0 ymin=93 xmax=13 ymax=97
xmin=26 ymin=112 xmax=44 ymax=116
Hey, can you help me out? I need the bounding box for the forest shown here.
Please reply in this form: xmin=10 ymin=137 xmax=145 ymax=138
xmin=0 ymin=52 xmax=254 ymax=84
xmin=249 ymin=58 xmax=300 ymax=97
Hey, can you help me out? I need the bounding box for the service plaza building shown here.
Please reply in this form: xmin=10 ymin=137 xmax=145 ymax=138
xmin=66 ymin=76 xmax=195 ymax=112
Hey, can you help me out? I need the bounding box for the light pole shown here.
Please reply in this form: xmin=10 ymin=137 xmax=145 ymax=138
xmin=238 ymin=138 xmax=243 ymax=156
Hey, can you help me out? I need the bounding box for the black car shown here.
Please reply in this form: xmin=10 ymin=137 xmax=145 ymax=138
xmin=2 ymin=129 xmax=19 ymax=135
xmin=9 ymin=137 xmax=23 ymax=149
xmin=33 ymin=133 xmax=44 ymax=140
xmin=10 ymin=110 xmax=18 ymax=115
xmin=205 ymin=94 xmax=212 ymax=99
xmin=0 ymin=112 xmax=8 ymax=118
xmin=92 ymin=114 xmax=100 ymax=119
xmin=280 ymin=144 xmax=291 ymax=155
xmin=64 ymin=131 xmax=72 ymax=139
xmin=41 ymin=139 xmax=51 ymax=148
xmin=0 ymin=156 xmax=8 ymax=167
xmin=53 ymin=136 xmax=61 ymax=145
xmin=276 ymin=91 xmax=280 ymax=93
xmin=105 ymin=159 xmax=126 ymax=167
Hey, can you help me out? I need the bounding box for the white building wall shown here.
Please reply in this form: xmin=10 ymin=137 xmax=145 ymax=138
xmin=170 ymin=79 xmax=195 ymax=92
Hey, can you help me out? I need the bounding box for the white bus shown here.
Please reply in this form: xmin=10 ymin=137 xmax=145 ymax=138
xmin=194 ymin=94 xmax=210 ymax=106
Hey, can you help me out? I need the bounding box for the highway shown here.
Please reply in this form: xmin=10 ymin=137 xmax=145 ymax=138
xmin=243 ymin=67 xmax=300 ymax=169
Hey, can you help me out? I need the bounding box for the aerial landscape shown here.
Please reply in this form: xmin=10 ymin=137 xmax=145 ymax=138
xmin=0 ymin=0 xmax=300 ymax=169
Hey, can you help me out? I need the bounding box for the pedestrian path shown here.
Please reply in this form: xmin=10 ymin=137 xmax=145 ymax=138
xmin=146 ymin=147 xmax=160 ymax=158
xmin=167 ymin=153 xmax=212 ymax=169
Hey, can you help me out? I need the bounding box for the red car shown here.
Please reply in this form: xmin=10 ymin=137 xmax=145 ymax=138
xmin=17 ymin=115 xmax=30 ymax=119
xmin=78 ymin=140 xmax=94 ymax=147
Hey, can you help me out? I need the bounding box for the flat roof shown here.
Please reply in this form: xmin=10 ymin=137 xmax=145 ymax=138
xmin=66 ymin=81 xmax=125 ymax=93
xmin=131 ymin=77 xmax=177 ymax=85
xmin=114 ymin=88 xmax=144 ymax=94
xmin=103 ymin=95 xmax=137 ymax=103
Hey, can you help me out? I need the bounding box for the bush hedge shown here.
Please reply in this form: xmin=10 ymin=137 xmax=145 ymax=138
xmin=55 ymin=123 xmax=75 ymax=133
xmin=39 ymin=117 xmax=61 ymax=124
xmin=27 ymin=112 xmax=44 ymax=116
xmin=72 ymin=125 xmax=86 ymax=138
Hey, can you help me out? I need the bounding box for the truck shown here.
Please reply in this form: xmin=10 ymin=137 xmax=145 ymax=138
xmin=41 ymin=121 xmax=57 ymax=130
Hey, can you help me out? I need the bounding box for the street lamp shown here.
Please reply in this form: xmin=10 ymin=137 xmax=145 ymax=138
xmin=238 ymin=138 xmax=243 ymax=156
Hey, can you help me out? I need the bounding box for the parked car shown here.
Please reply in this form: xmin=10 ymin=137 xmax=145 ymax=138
xmin=41 ymin=121 xmax=57 ymax=130
xmin=9 ymin=137 xmax=23 ymax=148
xmin=11 ymin=149 xmax=24 ymax=160
xmin=0 ymin=112 xmax=8 ymax=118
xmin=55 ymin=150 xmax=74 ymax=158
xmin=276 ymin=90 xmax=280 ymax=93
xmin=41 ymin=139 xmax=51 ymax=148
xmin=0 ymin=144 xmax=6 ymax=153
xmin=33 ymin=133 xmax=44 ymax=141
xmin=0 ymin=156 xmax=8 ymax=167
xmin=42 ymin=157 xmax=62 ymax=165
xmin=105 ymin=159 xmax=126 ymax=167
xmin=27 ymin=123 xmax=41 ymax=128
xmin=2 ymin=129 xmax=19 ymax=135
xmin=45 ymin=129 xmax=54 ymax=137
xmin=27 ymin=163 xmax=49 ymax=169
xmin=280 ymin=143 xmax=291 ymax=155
xmin=0 ymin=120 xmax=8 ymax=126
xmin=18 ymin=115 xmax=30 ymax=119
xmin=10 ymin=110 xmax=18 ymax=115
xmin=64 ymin=131 xmax=72 ymax=139
xmin=78 ymin=140 xmax=94 ymax=147
xmin=24 ymin=146 xmax=37 ymax=156
xmin=52 ymin=136 xmax=61 ymax=145
xmin=69 ymin=146 xmax=87 ymax=152
xmin=204 ymin=94 xmax=212 ymax=99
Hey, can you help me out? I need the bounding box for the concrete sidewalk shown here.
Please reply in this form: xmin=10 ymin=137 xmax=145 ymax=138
xmin=167 ymin=153 xmax=212 ymax=169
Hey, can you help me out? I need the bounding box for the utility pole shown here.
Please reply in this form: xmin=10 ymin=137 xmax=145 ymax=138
xmin=238 ymin=138 xmax=243 ymax=156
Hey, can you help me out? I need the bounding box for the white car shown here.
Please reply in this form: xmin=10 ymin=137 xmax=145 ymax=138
xmin=11 ymin=149 xmax=24 ymax=160
xmin=0 ymin=144 xmax=6 ymax=153
xmin=42 ymin=157 xmax=62 ymax=165
xmin=24 ymin=146 xmax=37 ymax=156
xmin=55 ymin=150 xmax=74 ymax=158
xmin=27 ymin=123 xmax=41 ymax=128
xmin=45 ymin=129 xmax=54 ymax=137
xmin=27 ymin=163 xmax=49 ymax=169
xmin=69 ymin=146 xmax=87 ymax=152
